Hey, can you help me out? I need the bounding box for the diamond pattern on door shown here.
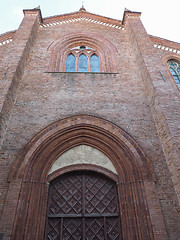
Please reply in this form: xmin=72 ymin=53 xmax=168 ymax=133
xmin=62 ymin=218 xmax=82 ymax=240
xmin=85 ymin=218 xmax=104 ymax=240
xmin=106 ymin=217 xmax=120 ymax=240
xmin=85 ymin=173 xmax=118 ymax=214
xmin=45 ymin=171 xmax=122 ymax=240
xmin=46 ymin=218 xmax=61 ymax=240
xmin=48 ymin=173 xmax=82 ymax=215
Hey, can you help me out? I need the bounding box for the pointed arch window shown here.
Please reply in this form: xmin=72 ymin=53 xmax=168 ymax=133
xmin=78 ymin=54 xmax=88 ymax=72
xmin=65 ymin=53 xmax=75 ymax=72
xmin=90 ymin=54 xmax=100 ymax=72
xmin=168 ymin=60 xmax=180 ymax=90
xmin=65 ymin=46 xmax=101 ymax=72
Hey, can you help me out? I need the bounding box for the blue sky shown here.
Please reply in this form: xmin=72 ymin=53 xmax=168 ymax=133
xmin=0 ymin=0 xmax=179 ymax=43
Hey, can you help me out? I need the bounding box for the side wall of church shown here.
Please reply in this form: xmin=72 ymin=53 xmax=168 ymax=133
xmin=0 ymin=9 xmax=179 ymax=240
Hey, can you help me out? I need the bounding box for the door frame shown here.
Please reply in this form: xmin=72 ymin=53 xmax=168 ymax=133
xmin=46 ymin=168 xmax=122 ymax=240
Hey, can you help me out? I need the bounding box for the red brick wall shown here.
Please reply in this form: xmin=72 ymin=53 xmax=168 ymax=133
xmin=124 ymin=14 xmax=180 ymax=239
xmin=0 ymin=8 xmax=179 ymax=240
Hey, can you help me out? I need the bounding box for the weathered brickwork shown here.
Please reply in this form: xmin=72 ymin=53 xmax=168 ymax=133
xmin=0 ymin=7 xmax=179 ymax=240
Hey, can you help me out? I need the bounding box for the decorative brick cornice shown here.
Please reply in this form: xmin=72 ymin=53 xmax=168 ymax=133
xmin=0 ymin=31 xmax=15 ymax=46
xmin=40 ymin=16 xmax=124 ymax=30
xmin=149 ymin=35 xmax=180 ymax=55
xmin=153 ymin=43 xmax=180 ymax=54
xmin=0 ymin=38 xmax=13 ymax=46
xmin=43 ymin=10 xmax=121 ymax=25
xmin=41 ymin=10 xmax=123 ymax=30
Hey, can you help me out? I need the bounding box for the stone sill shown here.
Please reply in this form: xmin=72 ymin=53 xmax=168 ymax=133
xmin=45 ymin=72 xmax=119 ymax=75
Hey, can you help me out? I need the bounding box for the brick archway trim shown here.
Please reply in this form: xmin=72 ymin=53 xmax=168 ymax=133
xmin=48 ymin=33 xmax=118 ymax=72
xmin=9 ymin=115 xmax=152 ymax=183
xmin=4 ymin=115 xmax=167 ymax=240
xmin=161 ymin=54 xmax=180 ymax=92
xmin=161 ymin=53 xmax=180 ymax=65
xmin=48 ymin=163 xmax=119 ymax=182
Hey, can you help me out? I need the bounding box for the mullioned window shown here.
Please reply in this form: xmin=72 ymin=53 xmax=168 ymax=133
xmin=65 ymin=46 xmax=100 ymax=72
xmin=168 ymin=60 xmax=180 ymax=90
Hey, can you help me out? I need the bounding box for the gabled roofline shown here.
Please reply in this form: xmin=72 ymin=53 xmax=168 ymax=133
xmin=0 ymin=8 xmax=180 ymax=46
xmin=149 ymin=34 xmax=180 ymax=49
xmin=0 ymin=30 xmax=16 ymax=38
xmin=43 ymin=10 xmax=122 ymax=25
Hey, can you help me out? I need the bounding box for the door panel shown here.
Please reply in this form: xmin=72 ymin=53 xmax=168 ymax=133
xmin=46 ymin=171 xmax=122 ymax=240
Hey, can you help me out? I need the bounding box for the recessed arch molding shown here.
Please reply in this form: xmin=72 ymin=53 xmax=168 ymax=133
xmin=48 ymin=33 xmax=118 ymax=72
xmin=2 ymin=115 xmax=168 ymax=240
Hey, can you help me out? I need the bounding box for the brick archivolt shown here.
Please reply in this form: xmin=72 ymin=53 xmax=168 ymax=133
xmin=48 ymin=33 xmax=118 ymax=72
xmin=7 ymin=115 xmax=168 ymax=240
xmin=9 ymin=115 xmax=153 ymax=182
xmin=161 ymin=54 xmax=180 ymax=65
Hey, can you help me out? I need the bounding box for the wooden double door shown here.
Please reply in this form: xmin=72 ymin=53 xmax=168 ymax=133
xmin=45 ymin=171 xmax=122 ymax=240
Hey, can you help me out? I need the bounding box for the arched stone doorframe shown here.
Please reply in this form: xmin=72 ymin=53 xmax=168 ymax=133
xmin=1 ymin=115 xmax=167 ymax=240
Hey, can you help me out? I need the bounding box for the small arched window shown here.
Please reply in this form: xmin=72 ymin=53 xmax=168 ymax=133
xmin=168 ymin=60 xmax=180 ymax=90
xmin=78 ymin=54 xmax=88 ymax=72
xmin=65 ymin=53 xmax=75 ymax=72
xmin=90 ymin=54 xmax=100 ymax=72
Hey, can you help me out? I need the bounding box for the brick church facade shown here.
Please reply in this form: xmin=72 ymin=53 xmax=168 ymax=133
xmin=0 ymin=6 xmax=179 ymax=240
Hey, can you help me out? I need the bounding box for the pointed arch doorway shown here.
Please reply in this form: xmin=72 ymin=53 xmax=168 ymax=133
xmin=46 ymin=145 xmax=121 ymax=239
xmin=46 ymin=170 xmax=122 ymax=240
xmin=4 ymin=115 xmax=168 ymax=240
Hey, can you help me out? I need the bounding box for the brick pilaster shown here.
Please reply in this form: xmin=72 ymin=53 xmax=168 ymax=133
xmin=0 ymin=8 xmax=42 ymax=146
xmin=123 ymin=10 xmax=180 ymax=204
